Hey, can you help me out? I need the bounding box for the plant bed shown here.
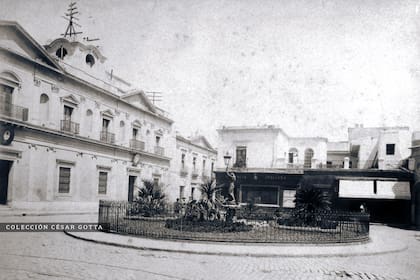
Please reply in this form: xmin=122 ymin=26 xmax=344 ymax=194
xmin=124 ymin=215 xmax=177 ymax=221
xmin=165 ymin=218 xmax=253 ymax=233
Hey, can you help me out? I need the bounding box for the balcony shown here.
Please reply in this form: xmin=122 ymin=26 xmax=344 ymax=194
xmin=0 ymin=103 xmax=28 ymax=122
xmin=100 ymin=130 xmax=115 ymax=144
xmin=60 ymin=119 xmax=80 ymax=134
xmin=130 ymin=139 xmax=145 ymax=151
xmin=233 ymin=160 xmax=247 ymax=168
xmin=191 ymin=168 xmax=199 ymax=178
xmin=154 ymin=146 xmax=164 ymax=156
xmin=180 ymin=166 xmax=188 ymax=177
xmin=201 ymin=172 xmax=209 ymax=181
xmin=287 ymin=163 xmax=303 ymax=169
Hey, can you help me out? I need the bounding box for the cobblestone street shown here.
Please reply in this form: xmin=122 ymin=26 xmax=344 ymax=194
xmin=0 ymin=214 xmax=419 ymax=280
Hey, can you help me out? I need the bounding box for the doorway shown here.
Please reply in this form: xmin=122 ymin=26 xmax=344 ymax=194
xmin=416 ymin=188 xmax=420 ymax=228
xmin=128 ymin=176 xmax=136 ymax=202
xmin=0 ymin=160 xmax=12 ymax=204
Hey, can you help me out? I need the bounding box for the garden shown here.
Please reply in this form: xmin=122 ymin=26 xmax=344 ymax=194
xmin=98 ymin=178 xmax=369 ymax=244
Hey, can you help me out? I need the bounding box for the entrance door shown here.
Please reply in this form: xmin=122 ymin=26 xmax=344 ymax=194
xmin=416 ymin=189 xmax=420 ymax=228
xmin=0 ymin=160 xmax=12 ymax=204
xmin=128 ymin=176 xmax=136 ymax=202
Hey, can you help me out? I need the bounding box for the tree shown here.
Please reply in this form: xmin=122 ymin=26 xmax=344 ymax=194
xmin=133 ymin=179 xmax=166 ymax=216
xmin=293 ymin=176 xmax=333 ymax=226
xmin=184 ymin=180 xmax=224 ymax=221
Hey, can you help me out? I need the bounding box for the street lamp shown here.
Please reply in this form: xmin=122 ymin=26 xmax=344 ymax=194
xmin=223 ymin=152 xmax=232 ymax=171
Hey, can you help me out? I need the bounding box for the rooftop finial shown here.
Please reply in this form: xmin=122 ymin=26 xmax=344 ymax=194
xmin=61 ymin=2 xmax=82 ymax=40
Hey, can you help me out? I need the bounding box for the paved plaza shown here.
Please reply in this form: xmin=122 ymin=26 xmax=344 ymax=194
xmin=0 ymin=213 xmax=419 ymax=280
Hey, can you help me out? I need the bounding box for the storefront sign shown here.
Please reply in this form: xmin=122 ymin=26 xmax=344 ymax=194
xmin=376 ymin=181 xmax=410 ymax=200
xmin=339 ymin=180 xmax=411 ymax=200
xmin=339 ymin=180 xmax=374 ymax=198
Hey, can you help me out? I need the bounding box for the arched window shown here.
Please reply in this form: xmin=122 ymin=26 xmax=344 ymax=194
xmin=56 ymin=47 xmax=68 ymax=59
xmin=304 ymin=148 xmax=314 ymax=168
xmin=39 ymin=94 xmax=49 ymax=125
xmin=86 ymin=54 xmax=95 ymax=67
xmin=40 ymin=93 xmax=49 ymax=103
xmin=288 ymin=148 xmax=298 ymax=164
xmin=119 ymin=121 xmax=125 ymax=142
xmin=86 ymin=109 xmax=93 ymax=133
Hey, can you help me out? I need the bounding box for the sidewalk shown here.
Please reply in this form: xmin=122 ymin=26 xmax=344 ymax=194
xmin=65 ymin=224 xmax=408 ymax=257
xmin=0 ymin=205 xmax=97 ymax=217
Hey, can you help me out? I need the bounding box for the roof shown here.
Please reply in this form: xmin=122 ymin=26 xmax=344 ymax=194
xmin=0 ymin=21 xmax=64 ymax=71
xmin=176 ymin=134 xmax=217 ymax=153
xmin=0 ymin=20 xmax=173 ymax=124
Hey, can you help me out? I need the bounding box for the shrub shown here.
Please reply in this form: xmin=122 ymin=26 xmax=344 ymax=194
xmin=131 ymin=180 xmax=166 ymax=217
xmin=165 ymin=218 xmax=252 ymax=233
xmin=184 ymin=181 xmax=225 ymax=222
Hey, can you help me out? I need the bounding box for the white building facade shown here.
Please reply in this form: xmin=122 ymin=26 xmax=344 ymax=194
xmin=0 ymin=21 xmax=175 ymax=211
xmin=216 ymin=125 xmax=328 ymax=171
xmin=169 ymin=135 xmax=217 ymax=202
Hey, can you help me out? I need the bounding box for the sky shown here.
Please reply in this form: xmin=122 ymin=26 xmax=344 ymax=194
xmin=1 ymin=0 xmax=419 ymax=145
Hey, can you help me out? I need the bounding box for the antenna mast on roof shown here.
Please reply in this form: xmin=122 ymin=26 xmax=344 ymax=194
xmin=61 ymin=2 xmax=82 ymax=40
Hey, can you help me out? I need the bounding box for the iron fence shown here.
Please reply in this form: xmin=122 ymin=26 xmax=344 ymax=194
xmin=98 ymin=200 xmax=369 ymax=244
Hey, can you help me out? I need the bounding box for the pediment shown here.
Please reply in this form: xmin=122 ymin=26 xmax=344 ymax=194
xmin=101 ymin=109 xmax=115 ymax=118
xmin=121 ymin=90 xmax=156 ymax=113
xmin=61 ymin=94 xmax=79 ymax=106
xmin=132 ymin=120 xmax=142 ymax=128
xmin=0 ymin=21 xmax=62 ymax=70
xmin=0 ymin=71 xmax=21 ymax=88
xmin=155 ymin=128 xmax=164 ymax=136
xmin=191 ymin=136 xmax=215 ymax=150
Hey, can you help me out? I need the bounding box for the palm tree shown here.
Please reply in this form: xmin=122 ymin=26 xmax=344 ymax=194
xmin=185 ymin=180 xmax=224 ymax=221
xmin=135 ymin=179 xmax=166 ymax=216
xmin=293 ymin=176 xmax=333 ymax=226
xmin=294 ymin=185 xmax=331 ymax=212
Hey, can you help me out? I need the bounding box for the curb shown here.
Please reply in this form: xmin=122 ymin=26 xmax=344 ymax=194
xmin=0 ymin=212 xmax=97 ymax=217
xmin=64 ymin=230 xmax=408 ymax=258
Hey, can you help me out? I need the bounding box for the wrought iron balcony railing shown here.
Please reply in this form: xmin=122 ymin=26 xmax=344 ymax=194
xmin=130 ymin=139 xmax=145 ymax=151
xmin=60 ymin=119 xmax=80 ymax=134
xmin=233 ymin=161 xmax=247 ymax=168
xmin=180 ymin=166 xmax=188 ymax=177
xmin=154 ymin=146 xmax=164 ymax=156
xmin=100 ymin=130 xmax=115 ymax=144
xmin=191 ymin=168 xmax=199 ymax=178
xmin=0 ymin=103 xmax=28 ymax=122
xmin=201 ymin=172 xmax=209 ymax=181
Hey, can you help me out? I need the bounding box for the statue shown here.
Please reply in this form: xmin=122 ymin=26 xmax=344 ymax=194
xmin=226 ymin=171 xmax=236 ymax=204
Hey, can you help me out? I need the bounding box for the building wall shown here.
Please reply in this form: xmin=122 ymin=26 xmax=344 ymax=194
xmin=349 ymin=126 xmax=411 ymax=170
xmin=169 ymin=136 xmax=217 ymax=202
xmin=411 ymin=131 xmax=420 ymax=227
xmin=216 ymin=128 xmax=279 ymax=169
xmin=288 ymin=137 xmax=328 ymax=168
xmin=0 ymin=23 xmax=175 ymax=211
xmin=216 ymin=126 xmax=328 ymax=170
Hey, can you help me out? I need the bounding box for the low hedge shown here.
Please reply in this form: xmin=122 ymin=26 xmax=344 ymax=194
xmin=165 ymin=218 xmax=253 ymax=233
